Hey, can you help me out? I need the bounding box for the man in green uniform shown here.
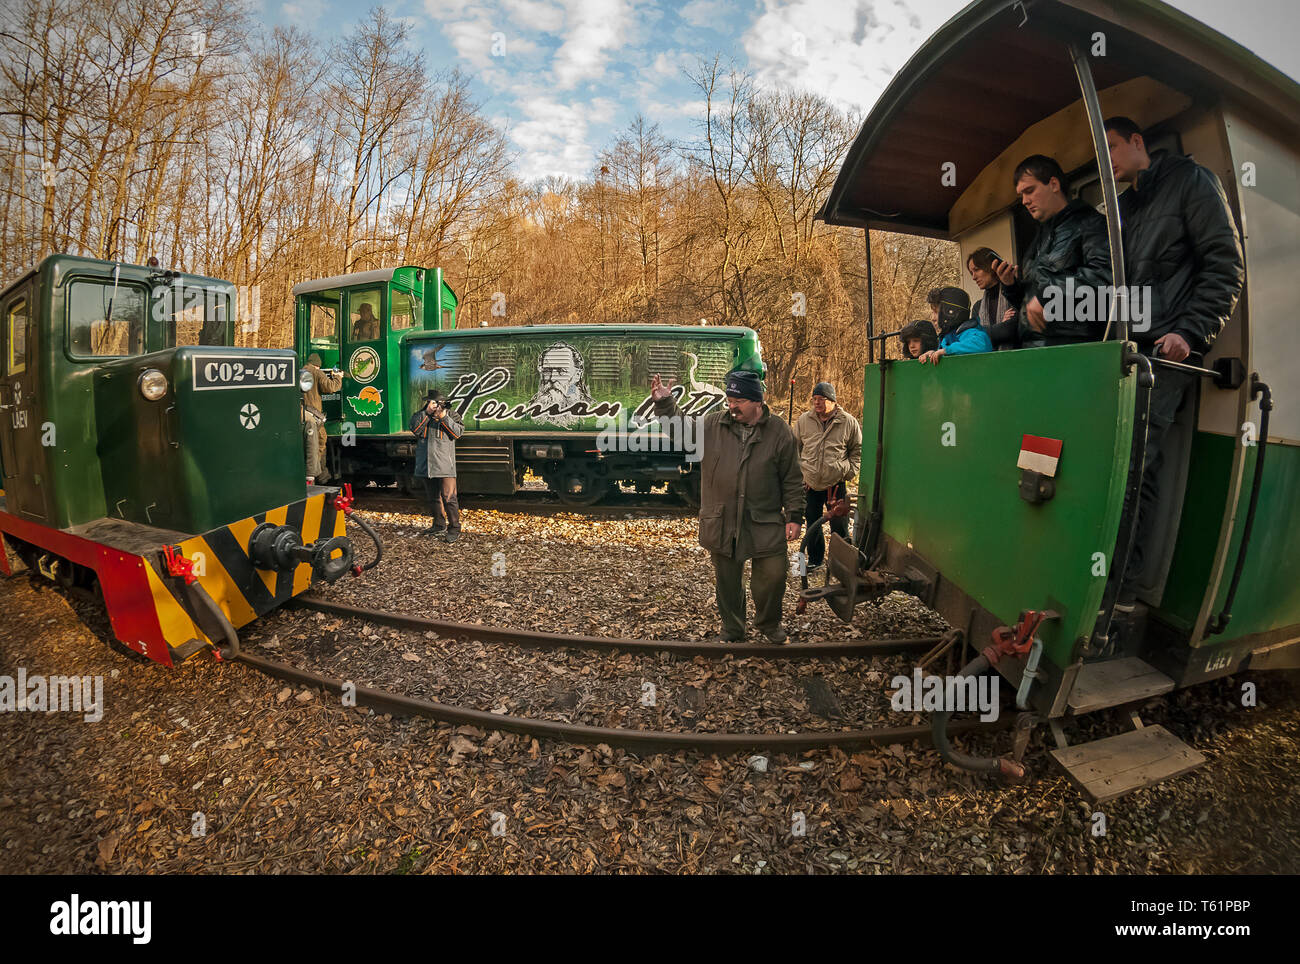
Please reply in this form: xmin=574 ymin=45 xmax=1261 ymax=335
xmin=651 ymin=370 xmax=803 ymax=643
xmin=302 ymin=353 xmax=342 ymax=482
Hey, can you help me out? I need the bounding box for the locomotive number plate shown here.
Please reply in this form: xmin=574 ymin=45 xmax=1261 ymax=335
xmin=194 ymin=356 xmax=295 ymax=391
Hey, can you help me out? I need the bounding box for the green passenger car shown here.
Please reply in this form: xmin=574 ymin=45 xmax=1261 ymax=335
xmin=812 ymin=0 xmax=1300 ymax=793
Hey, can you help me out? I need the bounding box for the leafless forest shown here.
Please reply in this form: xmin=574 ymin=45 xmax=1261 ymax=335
xmin=0 ymin=0 xmax=958 ymax=409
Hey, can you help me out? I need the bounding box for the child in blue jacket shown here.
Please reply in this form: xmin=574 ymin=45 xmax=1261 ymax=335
xmin=919 ymin=286 xmax=991 ymax=364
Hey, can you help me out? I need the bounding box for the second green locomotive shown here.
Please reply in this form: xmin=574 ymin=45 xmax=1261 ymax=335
xmin=292 ymin=267 xmax=765 ymax=505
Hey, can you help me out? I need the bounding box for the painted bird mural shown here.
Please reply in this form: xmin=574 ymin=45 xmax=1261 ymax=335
xmin=419 ymin=345 xmax=446 ymax=371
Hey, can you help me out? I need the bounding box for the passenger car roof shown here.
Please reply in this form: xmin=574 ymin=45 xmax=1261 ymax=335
xmin=817 ymin=0 xmax=1300 ymax=237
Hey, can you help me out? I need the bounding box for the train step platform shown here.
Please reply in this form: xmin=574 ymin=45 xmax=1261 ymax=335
xmin=1066 ymin=657 xmax=1175 ymax=714
xmin=1045 ymin=658 xmax=1204 ymax=801
xmin=1049 ymin=724 xmax=1207 ymax=803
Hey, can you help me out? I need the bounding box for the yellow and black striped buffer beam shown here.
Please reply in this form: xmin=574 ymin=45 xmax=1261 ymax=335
xmin=143 ymin=491 xmax=345 ymax=651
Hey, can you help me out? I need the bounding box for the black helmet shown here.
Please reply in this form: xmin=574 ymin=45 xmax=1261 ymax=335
xmin=936 ymin=286 xmax=972 ymax=336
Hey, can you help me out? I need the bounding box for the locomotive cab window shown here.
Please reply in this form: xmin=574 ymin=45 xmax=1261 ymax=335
xmin=6 ymin=297 xmax=26 ymax=375
xmin=348 ymin=289 xmax=383 ymax=342
xmin=68 ymin=280 xmax=145 ymax=358
xmin=390 ymin=289 xmax=419 ymax=331
xmin=164 ymin=286 xmax=231 ymax=348
xmin=309 ymin=301 xmax=339 ymax=351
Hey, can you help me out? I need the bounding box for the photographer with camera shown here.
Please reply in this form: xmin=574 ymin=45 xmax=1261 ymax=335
xmin=409 ymin=389 xmax=463 ymax=541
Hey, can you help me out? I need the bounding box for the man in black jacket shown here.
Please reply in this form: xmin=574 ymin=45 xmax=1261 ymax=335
xmin=994 ymin=155 xmax=1112 ymax=346
xmin=1104 ymin=117 xmax=1245 ymax=608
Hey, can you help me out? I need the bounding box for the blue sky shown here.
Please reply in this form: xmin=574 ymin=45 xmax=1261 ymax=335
xmin=250 ymin=0 xmax=1300 ymax=184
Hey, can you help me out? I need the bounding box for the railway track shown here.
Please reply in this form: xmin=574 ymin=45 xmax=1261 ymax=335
xmin=290 ymin=595 xmax=943 ymax=659
xmin=227 ymin=596 xmax=1002 ymax=754
xmin=353 ymin=486 xmax=695 ymax=519
xmin=354 ymin=486 xmax=860 ymax=520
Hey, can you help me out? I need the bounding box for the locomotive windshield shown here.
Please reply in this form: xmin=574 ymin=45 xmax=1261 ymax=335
xmin=66 ymin=273 xmax=236 ymax=358
xmin=390 ymin=289 xmax=419 ymax=331
xmin=68 ymin=279 xmax=146 ymax=357
xmin=160 ymin=282 xmax=230 ymax=348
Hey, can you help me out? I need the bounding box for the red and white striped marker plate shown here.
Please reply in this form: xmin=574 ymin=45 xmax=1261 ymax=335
xmin=1018 ymin=435 xmax=1063 ymax=477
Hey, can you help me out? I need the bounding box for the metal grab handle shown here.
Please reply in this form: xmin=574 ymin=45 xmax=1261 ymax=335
xmin=1206 ymin=375 xmax=1272 ymax=636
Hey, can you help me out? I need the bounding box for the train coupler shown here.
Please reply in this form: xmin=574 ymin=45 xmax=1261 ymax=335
xmin=248 ymin=522 xmax=354 ymax=584
xmin=800 ymin=533 xmax=929 ymax=622
xmin=333 ymin=483 xmax=356 ymax=516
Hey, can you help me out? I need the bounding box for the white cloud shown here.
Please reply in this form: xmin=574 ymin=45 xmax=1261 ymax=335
xmin=441 ymin=16 xmax=500 ymax=69
xmin=510 ymin=94 xmax=601 ymax=181
xmin=553 ymin=0 xmax=633 ymax=88
xmin=679 ymin=0 xmax=731 ymax=29
xmin=502 ymin=0 xmax=566 ymax=33
xmin=743 ymin=0 xmax=961 ymax=113
xmin=281 ymin=0 xmax=329 ymax=28
xmin=656 ymin=98 xmax=708 ymax=118
xmin=650 ymin=48 xmax=695 ymax=79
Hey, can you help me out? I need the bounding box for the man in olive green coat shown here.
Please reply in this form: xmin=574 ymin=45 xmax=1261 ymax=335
xmin=651 ymin=370 xmax=803 ymax=643
xmin=302 ymin=352 xmax=342 ymax=482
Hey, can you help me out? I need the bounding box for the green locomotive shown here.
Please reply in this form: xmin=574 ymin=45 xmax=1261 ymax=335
xmin=292 ymin=267 xmax=765 ymax=504
xmin=809 ymin=0 xmax=1300 ymax=797
xmin=0 ymin=255 xmax=374 ymax=666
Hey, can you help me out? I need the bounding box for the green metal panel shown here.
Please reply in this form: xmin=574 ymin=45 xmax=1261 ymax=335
xmin=861 ymin=341 xmax=1135 ymax=668
xmin=1203 ymin=439 xmax=1300 ymax=642
xmin=170 ymin=348 xmax=305 ymax=531
xmin=1141 ymin=431 xmax=1300 ymax=646
xmin=85 ymin=348 xmax=304 ymax=533
xmin=1154 ymin=431 xmax=1235 ymax=630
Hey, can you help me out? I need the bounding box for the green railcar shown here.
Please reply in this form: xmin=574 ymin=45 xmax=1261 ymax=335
xmin=811 ymin=0 xmax=1300 ymax=795
xmin=293 ymin=267 xmax=765 ymax=504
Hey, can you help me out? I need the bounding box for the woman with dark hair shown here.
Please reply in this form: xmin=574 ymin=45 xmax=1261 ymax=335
xmin=966 ymin=247 xmax=1021 ymax=350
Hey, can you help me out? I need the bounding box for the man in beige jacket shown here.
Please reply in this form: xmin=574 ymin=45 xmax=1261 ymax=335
xmin=794 ymin=382 xmax=862 ymax=571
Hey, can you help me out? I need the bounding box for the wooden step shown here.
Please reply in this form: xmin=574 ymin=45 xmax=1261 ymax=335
xmin=1067 ymin=657 xmax=1174 ymax=714
xmin=1050 ymin=724 xmax=1206 ymax=802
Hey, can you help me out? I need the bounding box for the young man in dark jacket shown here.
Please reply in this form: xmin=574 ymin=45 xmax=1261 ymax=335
xmin=1104 ymin=117 xmax=1245 ymax=609
xmin=409 ymin=390 xmax=464 ymax=541
xmin=651 ymin=369 xmax=804 ymax=643
xmin=994 ymin=155 xmax=1112 ymax=346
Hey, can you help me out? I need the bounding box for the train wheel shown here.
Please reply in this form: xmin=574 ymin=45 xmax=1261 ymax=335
xmin=671 ymin=475 xmax=701 ymax=509
xmin=551 ymin=470 xmax=607 ymax=506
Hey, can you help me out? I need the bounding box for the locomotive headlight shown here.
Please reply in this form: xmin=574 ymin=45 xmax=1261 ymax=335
xmin=138 ymin=369 xmax=168 ymax=401
xmin=298 ymin=368 xmax=314 ymax=392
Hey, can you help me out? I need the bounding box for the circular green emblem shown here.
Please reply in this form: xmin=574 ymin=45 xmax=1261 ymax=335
xmin=348 ymin=346 xmax=380 ymax=384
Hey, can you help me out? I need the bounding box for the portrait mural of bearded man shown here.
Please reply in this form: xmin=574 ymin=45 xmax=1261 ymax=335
xmin=527 ymin=342 xmax=595 ymax=426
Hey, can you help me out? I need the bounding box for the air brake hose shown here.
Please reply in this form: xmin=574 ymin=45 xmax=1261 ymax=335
xmin=931 ymin=653 xmax=1024 ymax=780
xmin=349 ymin=511 xmax=384 ymax=574
xmin=189 ymin=580 xmax=240 ymax=660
